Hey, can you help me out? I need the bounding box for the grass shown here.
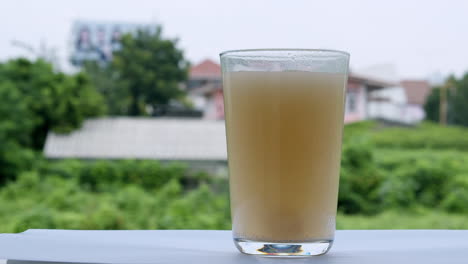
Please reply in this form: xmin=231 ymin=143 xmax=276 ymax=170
xmin=337 ymin=210 xmax=468 ymax=229
xmin=374 ymin=148 xmax=468 ymax=166
xmin=344 ymin=120 xmax=468 ymax=150
xmin=339 ymin=121 xmax=468 ymax=229
xmin=2 ymin=120 xmax=467 ymax=232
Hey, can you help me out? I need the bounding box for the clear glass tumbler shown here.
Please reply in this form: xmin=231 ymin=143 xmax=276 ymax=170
xmin=220 ymin=49 xmax=350 ymax=256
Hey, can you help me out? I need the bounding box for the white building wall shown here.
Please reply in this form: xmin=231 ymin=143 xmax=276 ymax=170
xmin=368 ymin=86 xmax=424 ymax=124
xmin=345 ymin=83 xmax=367 ymax=123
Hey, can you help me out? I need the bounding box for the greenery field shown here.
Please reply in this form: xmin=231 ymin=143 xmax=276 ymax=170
xmin=1 ymin=120 xmax=468 ymax=233
xmin=2 ymin=43 xmax=468 ymax=232
xmin=337 ymin=210 xmax=468 ymax=230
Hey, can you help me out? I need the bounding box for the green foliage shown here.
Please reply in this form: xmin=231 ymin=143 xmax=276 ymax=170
xmin=41 ymin=160 xmax=188 ymax=192
xmin=377 ymin=152 xmax=455 ymax=209
xmin=0 ymin=81 xmax=33 ymax=146
xmin=440 ymin=174 xmax=468 ymax=213
xmin=0 ymin=58 xmax=106 ymax=148
xmin=340 ymin=121 xmax=468 ymax=214
xmin=0 ymin=163 xmax=230 ymax=233
xmin=0 ymin=81 xmax=36 ymax=182
xmin=339 ymin=138 xmax=383 ymax=214
xmin=346 ymin=121 xmax=468 ymax=150
xmin=342 ymin=120 xmax=376 ymax=141
xmin=0 ymin=58 xmax=105 ymax=181
xmin=82 ymin=62 xmax=130 ymax=115
xmin=451 ymin=73 xmax=468 ymax=126
xmin=2 ymin=151 xmax=468 ymax=232
xmin=424 ymin=74 xmax=468 ymax=126
xmin=376 ymin=122 xmax=468 ymax=150
xmin=336 ymin=209 xmax=468 ymax=230
xmin=424 ymin=87 xmax=442 ymax=123
xmin=1 ymin=121 xmax=468 ymax=231
xmin=111 ymin=27 xmax=189 ymax=116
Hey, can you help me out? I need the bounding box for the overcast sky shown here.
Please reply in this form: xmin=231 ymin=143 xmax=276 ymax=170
xmin=1 ymin=0 xmax=467 ymax=79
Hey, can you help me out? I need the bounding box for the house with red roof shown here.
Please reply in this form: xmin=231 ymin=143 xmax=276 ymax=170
xmin=187 ymin=59 xmax=392 ymax=123
xmin=188 ymin=60 xmax=224 ymax=120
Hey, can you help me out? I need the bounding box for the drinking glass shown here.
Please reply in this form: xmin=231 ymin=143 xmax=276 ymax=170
xmin=220 ymin=49 xmax=350 ymax=256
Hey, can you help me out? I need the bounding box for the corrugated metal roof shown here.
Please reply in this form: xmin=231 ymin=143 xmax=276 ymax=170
xmin=44 ymin=118 xmax=228 ymax=160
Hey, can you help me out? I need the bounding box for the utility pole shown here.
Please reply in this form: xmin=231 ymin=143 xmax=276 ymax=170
xmin=439 ymin=82 xmax=448 ymax=125
xmin=439 ymin=79 xmax=455 ymax=126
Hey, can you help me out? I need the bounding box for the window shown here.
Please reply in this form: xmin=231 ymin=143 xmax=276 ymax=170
xmin=346 ymin=91 xmax=357 ymax=113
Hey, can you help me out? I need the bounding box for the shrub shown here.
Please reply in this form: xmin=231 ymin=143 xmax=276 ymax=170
xmin=338 ymin=138 xmax=384 ymax=214
xmin=0 ymin=166 xmax=231 ymax=233
xmin=40 ymin=160 xmax=188 ymax=192
xmin=376 ymin=149 xmax=468 ymax=212
xmin=441 ymin=174 xmax=468 ymax=213
xmin=371 ymin=122 xmax=468 ymax=150
xmin=2 ymin=120 xmax=468 ymax=231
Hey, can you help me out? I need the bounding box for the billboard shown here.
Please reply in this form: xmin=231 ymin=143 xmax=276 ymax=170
xmin=70 ymin=20 xmax=152 ymax=66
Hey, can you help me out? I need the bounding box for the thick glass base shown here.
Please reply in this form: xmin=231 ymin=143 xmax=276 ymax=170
xmin=234 ymin=238 xmax=333 ymax=257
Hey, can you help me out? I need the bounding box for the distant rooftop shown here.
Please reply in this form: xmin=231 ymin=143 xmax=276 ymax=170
xmin=400 ymin=80 xmax=432 ymax=105
xmin=44 ymin=118 xmax=227 ymax=161
xmin=349 ymin=72 xmax=396 ymax=88
xmin=189 ymin=59 xmax=221 ymax=79
xmin=189 ymin=59 xmax=393 ymax=88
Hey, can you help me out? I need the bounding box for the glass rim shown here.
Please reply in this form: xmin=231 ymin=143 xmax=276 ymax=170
xmin=219 ymin=48 xmax=350 ymax=57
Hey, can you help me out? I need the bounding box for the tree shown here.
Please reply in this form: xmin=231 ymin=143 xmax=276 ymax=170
xmin=112 ymin=26 xmax=189 ymax=116
xmin=424 ymin=87 xmax=442 ymax=123
xmin=450 ymin=73 xmax=468 ymax=126
xmin=0 ymin=81 xmax=36 ymax=182
xmin=0 ymin=58 xmax=106 ymax=150
xmin=0 ymin=58 xmax=105 ymax=181
xmin=83 ymin=62 xmax=130 ymax=115
xmin=424 ymin=74 xmax=468 ymax=126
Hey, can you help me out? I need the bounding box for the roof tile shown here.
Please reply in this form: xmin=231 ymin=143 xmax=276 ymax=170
xmin=189 ymin=59 xmax=221 ymax=79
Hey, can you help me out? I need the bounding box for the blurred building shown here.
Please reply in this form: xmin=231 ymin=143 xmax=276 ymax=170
xmin=69 ymin=20 xmax=152 ymax=67
xmin=187 ymin=59 xmax=392 ymax=123
xmin=368 ymin=80 xmax=431 ymax=124
xmin=400 ymin=80 xmax=433 ymax=107
xmin=345 ymin=73 xmax=394 ymax=123
xmin=43 ymin=73 xmax=393 ymax=172
xmin=187 ymin=60 xmax=224 ymax=119
xmin=44 ymin=61 xmax=395 ymax=171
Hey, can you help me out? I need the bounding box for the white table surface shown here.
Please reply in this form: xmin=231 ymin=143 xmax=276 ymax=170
xmin=1 ymin=230 xmax=467 ymax=264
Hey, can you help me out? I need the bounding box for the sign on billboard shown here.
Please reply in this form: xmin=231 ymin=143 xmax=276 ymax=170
xmin=70 ymin=20 xmax=152 ymax=66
